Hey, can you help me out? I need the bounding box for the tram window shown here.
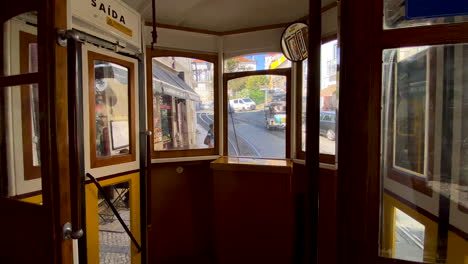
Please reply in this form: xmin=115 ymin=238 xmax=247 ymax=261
xmin=227 ymin=75 xmax=287 ymax=158
xmin=394 ymin=208 xmax=425 ymax=262
xmin=150 ymin=56 xmax=216 ymax=155
xmin=380 ymin=44 xmax=468 ymax=263
xmin=88 ymin=52 xmax=135 ymax=168
xmin=0 ymin=11 xmax=42 ymax=204
xmin=224 ymin=53 xmax=291 ymax=73
xmin=2 ymin=11 xmax=38 ymax=76
xmin=299 ymin=40 xmax=338 ymax=159
xmin=384 ymin=0 xmax=468 ymax=29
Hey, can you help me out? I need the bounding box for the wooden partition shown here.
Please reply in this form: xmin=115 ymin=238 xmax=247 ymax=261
xmin=148 ymin=160 xmax=215 ymax=264
xmin=147 ymin=158 xmax=338 ymax=264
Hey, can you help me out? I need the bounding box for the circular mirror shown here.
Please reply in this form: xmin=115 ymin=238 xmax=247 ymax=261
xmin=280 ymin=23 xmax=308 ymax=62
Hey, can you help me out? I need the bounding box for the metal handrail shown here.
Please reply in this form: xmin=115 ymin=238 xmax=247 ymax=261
xmin=86 ymin=173 xmax=142 ymax=252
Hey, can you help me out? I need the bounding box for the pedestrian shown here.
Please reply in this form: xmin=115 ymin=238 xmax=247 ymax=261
xmin=204 ymin=123 xmax=214 ymax=148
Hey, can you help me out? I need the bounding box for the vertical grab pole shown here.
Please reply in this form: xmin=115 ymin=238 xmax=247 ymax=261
xmin=305 ymin=0 xmax=322 ymax=263
xmin=67 ymin=36 xmax=84 ymax=239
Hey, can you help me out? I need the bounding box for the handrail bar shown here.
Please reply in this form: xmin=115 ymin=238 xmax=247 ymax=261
xmin=86 ymin=173 xmax=142 ymax=252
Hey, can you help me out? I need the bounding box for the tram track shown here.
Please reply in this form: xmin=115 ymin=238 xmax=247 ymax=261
xmin=197 ymin=112 xmax=240 ymax=156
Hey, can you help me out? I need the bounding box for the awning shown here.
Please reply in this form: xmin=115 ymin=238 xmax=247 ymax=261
xmin=152 ymin=63 xmax=200 ymax=102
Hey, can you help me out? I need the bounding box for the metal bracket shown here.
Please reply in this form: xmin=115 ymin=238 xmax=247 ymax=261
xmin=57 ymin=29 xmax=82 ymax=47
xmin=63 ymin=222 xmax=84 ymax=240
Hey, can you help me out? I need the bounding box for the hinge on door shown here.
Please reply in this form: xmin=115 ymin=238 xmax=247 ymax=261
xmin=62 ymin=222 xmax=83 ymax=240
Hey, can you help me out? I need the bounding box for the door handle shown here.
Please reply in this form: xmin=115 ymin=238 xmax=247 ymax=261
xmin=63 ymin=222 xmax=83 ymax=240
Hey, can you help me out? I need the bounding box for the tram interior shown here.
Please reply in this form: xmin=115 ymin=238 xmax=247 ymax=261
xmin=0 ymin=0 xmax=467 ymax=263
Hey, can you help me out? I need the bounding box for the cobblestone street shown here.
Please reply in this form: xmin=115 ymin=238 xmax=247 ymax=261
xmin=99 ymin=201 xmax=131 ymax=263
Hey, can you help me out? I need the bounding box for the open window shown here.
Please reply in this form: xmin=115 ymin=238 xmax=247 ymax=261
xmin=147 ymin=49 xmax=219 ymax=159
xmin=223 ymin=53 xmax=291 ymax=159
xmin=296 ymin=39 xmax=338 ymax=163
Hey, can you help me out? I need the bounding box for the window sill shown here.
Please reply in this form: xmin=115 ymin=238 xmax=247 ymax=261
xmin=210 ymin=157 xmax=292 ymax=174
xmin=151 ymin=155 xmax=221 ymax=164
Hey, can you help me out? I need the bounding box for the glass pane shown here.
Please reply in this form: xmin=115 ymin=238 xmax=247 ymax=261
xmin=380 ymin=44 xmax=468 ymax=263
xmin=227 ymin=75 xmax=286 ymax=158
xmin=152 ymin=57 xmax=215 ymax=151
xmin=384 ymin=0 xmax=468 ymax=29
xmin=301 ymin=40 xmax=338 ymax=155
xmin=2 ymin=12 xmax=38 ymax=76
xmin=94 ymin=60 xmax=130 ymax=158
xmin=1 ymin=84 xmax=42 ymax=205
xmin=224 ymin=53 xmax=291 ymax=73
xmin=98 ymin=182 xmax=131 ymax=263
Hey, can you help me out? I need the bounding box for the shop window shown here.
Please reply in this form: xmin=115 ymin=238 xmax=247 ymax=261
xmin=297 ymin=39 xmax=338 ymax=162
xmin=88 ymin=52 xmax=136 ymax=168
xmin=147 ymin=50 xmax=218 ymax=158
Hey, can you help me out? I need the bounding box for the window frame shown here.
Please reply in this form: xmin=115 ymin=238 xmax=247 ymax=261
xmin=146 ymin=48 xmax=219 ymax=159
xmin=88 ymin=51 xmax=136 ymax=168
xmin=384 ymin=47 xmax=436 ymax=197
xmin=296 ymin=36 xmax=338 ymax=164
xmin=223 ymin=68 xmax=292 ymax=158
xmin=19 ymin=30 xmax=40 ymax=180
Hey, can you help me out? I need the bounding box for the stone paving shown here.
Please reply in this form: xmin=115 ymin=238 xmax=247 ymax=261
xmin=99 ymin=192 xmax=131 ymax=264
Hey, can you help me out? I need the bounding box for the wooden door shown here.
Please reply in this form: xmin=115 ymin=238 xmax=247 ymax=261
xmin=0 ymin=0 xmax=74 ymax=263
xmin=337 ymin=0 xmax=468 ymax=263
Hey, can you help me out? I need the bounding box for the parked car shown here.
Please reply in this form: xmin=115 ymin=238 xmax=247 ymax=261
xmin=320 ymin=111 xmax=336 ymax=141
xmin=229 ymin=98 xmax=256 ymax=111
xmin=200 ymin=103 xmax=214 ymax=110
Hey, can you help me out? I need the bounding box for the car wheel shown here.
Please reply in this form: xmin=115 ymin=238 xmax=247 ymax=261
xmin=326 ymin=129 xmax=336 ymax=141
xmin=251 ymin=105 xmax=255 ymax=110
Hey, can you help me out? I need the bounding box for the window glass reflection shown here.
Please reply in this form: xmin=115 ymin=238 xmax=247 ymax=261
xmin=94 ymin=61 xmax=130 ymax=158
xmin=380 ymin=44 xmax=468 ymax=263
xmin=152 ymin=57 xmax=214 ymax=151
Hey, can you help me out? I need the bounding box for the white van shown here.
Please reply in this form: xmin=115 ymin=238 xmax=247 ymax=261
xmin=229 ymin=98 xmax=256 ymax=111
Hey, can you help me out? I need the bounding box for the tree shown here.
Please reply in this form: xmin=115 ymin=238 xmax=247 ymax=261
xmin=240 ymin=75 xmax=268 ymax=104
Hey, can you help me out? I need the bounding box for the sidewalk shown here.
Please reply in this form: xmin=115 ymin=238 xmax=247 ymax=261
xmin=196 ymin=123 xmax=209 ymax=148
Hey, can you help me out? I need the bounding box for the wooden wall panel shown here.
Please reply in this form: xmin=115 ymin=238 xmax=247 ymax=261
xmin=292 ymin=163 xmax=338 ymax=264
xmin=212 ymin=167 xmax=294 ymax=264
xmin=148 ymin=161 xmax=215 ymax=264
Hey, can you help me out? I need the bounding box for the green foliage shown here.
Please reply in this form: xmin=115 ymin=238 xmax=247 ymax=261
xmin=232 ymin=75 xmax=268 ymax=104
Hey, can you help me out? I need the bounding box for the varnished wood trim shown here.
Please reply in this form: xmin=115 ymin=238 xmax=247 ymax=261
xmin=147 ymin=48 xmax=219 ymax=159
xmin=10 ymin=190 xmax=42 ymax=200
xmin=144 ymin=4 xmax=337 ymax=37
xmin=0 ymin=72 xmax=39 ymax=88
xmin=321 ymin=2 xmax=337 ymax=13
xmin=321 ymin=33 xmax=338 ymax=44
xmin=84 ymin=169 xmax=140 ymax=184
xmin=223 ymin=68 xmax=292 ymax=158
xmin=222 ymin=23 xmax=292 ymax=36
xmin=88 ymin=51 xmax=136 ymax=168
xmin=381 ymin=23 xmax=468 ymax=49
xmin=459 ymin=203 xmax=468 ymax=214
xmin=20 ymin=31 xmax=41 ymax=181
xmin=144 ymin=22 xmax=222 ymax=36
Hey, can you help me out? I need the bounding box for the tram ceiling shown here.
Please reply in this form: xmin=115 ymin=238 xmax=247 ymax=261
xmin=122 ymin=0 xmax=335 ymax=33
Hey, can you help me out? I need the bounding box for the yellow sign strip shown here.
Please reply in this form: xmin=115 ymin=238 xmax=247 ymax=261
xmin=106 ymin=17 xmax=133 ymax=37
